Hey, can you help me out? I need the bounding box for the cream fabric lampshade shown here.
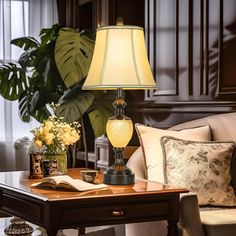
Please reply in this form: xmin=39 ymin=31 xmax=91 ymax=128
xmin=82 ymin=25 xmax=156 ymax=90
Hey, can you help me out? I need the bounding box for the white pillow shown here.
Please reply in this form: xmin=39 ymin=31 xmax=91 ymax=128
xmin=135 ymin=124 xmax=211 ymax=183
xmin=161 ymin=136 xmax=236 ymax=206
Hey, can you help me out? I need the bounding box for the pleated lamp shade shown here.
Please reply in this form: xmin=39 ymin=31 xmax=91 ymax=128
xmin=82 ymin=25 xmax=156 ymax=90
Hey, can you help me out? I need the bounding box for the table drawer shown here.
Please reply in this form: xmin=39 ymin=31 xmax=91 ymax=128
xmin=61 ymin=201 xmax=170 ymax=226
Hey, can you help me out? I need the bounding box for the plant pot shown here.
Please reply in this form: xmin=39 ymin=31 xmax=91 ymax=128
xmin=45 ymin=152 xmax=67 ymax=175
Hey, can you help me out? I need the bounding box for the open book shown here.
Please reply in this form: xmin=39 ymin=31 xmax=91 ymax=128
xmin=31 ymin=175 xmax=107 ymax=192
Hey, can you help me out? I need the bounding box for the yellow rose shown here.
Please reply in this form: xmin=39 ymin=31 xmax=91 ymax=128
xmin=35 ymin=140 xmax=42 ymax=148
xmin=61 ymin=133 xmax=71 ymax=145
xmin=44 ymin=133 xmax=54 ymax=145
xmin=71 ymin=133 xmax=79 ymax=143
xmin=45 ymin=120 xmax=54 ymax=129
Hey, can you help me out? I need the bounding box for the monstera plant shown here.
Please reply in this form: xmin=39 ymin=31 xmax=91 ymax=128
xmin=0 ymin=24 xmax=115 ymax=166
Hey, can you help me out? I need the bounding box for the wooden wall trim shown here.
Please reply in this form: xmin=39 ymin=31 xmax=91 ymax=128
xmin=188 ymin=0 xmax=193 ymax=96
xmin=57 ymin=0 xmax=80 ymax=28
xmin=175 ymin=0 xmax=179 ymax=96
xmin=129 ymin=101 xmax=236 ymax=109
xmin=199 ymin=0 xmax=210 ymax=96
xmin=203 ymin=0 xmax=209 ymax=95
xmin=145 ymin=0 xmax=236 ymax=101
xmin=218 ymin=0 xmax=224 ymax=94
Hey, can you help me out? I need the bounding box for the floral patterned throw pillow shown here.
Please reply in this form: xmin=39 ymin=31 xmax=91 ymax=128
xmin=161 ymin=136 xmax=236 ymax=206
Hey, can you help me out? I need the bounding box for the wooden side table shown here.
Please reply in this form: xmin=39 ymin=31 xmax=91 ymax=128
xmin=0 ymin=169 xmax=188 ymax=236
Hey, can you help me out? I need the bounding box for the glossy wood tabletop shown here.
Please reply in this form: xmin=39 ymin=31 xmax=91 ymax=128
xmin=0 ymin=168 xmax=188 ymax=201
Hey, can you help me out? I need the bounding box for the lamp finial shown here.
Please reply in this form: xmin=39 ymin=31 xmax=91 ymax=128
xmin=116 ymin=16 xmax=124 ymax=26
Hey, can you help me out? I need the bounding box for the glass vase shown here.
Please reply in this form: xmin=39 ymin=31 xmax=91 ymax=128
xmin=45 ymin=152 xmax=67 ymax=175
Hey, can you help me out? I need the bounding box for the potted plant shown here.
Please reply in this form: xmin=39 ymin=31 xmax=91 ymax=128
xmin=0 ymin=24 xmax=115 ymax=167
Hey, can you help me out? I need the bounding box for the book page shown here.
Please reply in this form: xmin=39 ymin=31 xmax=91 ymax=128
xmin=31 ymin=175 xmax=75 ymax=188
xmin=58 ymin=179 xmax=107 ymax=191
xmin=44 ymin=175 xmax=74 ymax=185
xmin=31 ymin=175 xmax=107 ymax=191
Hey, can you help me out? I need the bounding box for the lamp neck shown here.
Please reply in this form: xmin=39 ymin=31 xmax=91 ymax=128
xmin=112 ymin=147 xmax=126 ymax=170
xmin=114 ymin=88 xmax=126 ymax=116
xmin=113 ymin=147 xmax=125 ymax=160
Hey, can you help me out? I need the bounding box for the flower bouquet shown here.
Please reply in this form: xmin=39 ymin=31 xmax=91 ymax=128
xmin=31 ymin=115 xmax=80 ymax=175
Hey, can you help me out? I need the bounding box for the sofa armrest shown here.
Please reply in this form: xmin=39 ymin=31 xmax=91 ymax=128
xmin=126 ymin=147 xmax=147 ymax=180
xmin=179 ymin=193 xmax=205 ymax=236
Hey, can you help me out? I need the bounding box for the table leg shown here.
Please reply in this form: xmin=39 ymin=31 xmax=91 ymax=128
xmin=167 ymin=220 xmax=178 ymax=236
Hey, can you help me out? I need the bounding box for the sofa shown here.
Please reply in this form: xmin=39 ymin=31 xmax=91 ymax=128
xmin=126 ymin=112 xmax=236 ymax=236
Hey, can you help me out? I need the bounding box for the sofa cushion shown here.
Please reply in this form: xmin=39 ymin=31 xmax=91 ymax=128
xmin=200 ymin=208 xmax=236 ymax=225
xmin=135 ymin=124 xmax=211 ymax=183
xmin=126 ymin=147 xmax=147 ymax=180
xmin=200 ymin=209 xmax=236 ymax=236
xmin=161 ymin=136 xmax=236 ymax=206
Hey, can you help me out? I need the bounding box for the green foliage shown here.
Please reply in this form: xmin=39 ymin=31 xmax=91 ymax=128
xmin=55 ymin=28 xmax=94 ymax=88
xmin=11 ymin=37 xmax=39 ymax=50
xmin=39 ymin=24 xmax=60 ymax=45
xmin=88 ymin=91 xmax=116 ymax=137
xmin=55 ymin=80 xmax=115 ymax=138
xmin=0 ymin=24 xmax=63 ymax=122
xmin=0 ymin=63 xmax=28 ymax=100
xmin=0 ymin=24 xmax=115 ymax=138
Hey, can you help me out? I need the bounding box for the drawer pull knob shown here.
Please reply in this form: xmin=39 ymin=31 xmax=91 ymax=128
xmin=112 ymin=210 xmax=125 ymax=216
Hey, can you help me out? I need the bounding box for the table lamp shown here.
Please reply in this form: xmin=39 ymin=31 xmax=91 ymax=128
xmin=82 ymin=19 xmax=156 ymax=185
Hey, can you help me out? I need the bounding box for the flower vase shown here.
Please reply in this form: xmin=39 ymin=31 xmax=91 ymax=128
xmin=45 ymin=152 xmax=67 ymax=175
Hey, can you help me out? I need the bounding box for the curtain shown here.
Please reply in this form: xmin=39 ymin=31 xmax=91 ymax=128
xmin=29 ymin=0 xmax=58 ymax=39
xmin=0 ymin=0 xmax=58 ymax=170
xmin=0 ymin=0 xmax=58 ymax=61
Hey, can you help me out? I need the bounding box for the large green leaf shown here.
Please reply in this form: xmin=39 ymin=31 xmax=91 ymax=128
xmin=57 ymin=79 xmax=85 ymax=102
xmin=55 ymin=29 xmax=95 ymax=88
xmin=0 ymin=63 xmax=28 ymax=100
xmin=30 ymin=88 xmax=61 ymax=113
xmin=11 ymin=37 xmax=39 ymax=50
xmin=19 ymin=90 xmax=51 ymax=123
xmin=18 ymin=90 xmax=33 ymax=122
xmin=33 ymin=41 xmax=65 ymax=92
xmin=88 ymin=91 xmax=115 ymax=138
xmin=39 ymin=24 xmax=60 ymax=46
xmin=31 ymin=107 xmax=51 ymax=123
xmin=18 ymin=48 xmax=36 ymax=68
xmin=55 ymin=92 xmax=95 ymax=123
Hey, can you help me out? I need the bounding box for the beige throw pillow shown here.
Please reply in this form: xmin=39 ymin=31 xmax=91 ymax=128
xmin=161 ymin=136 xmax=236 ymax=206
xmin=135 ymin=124 xmax=211 ymax=183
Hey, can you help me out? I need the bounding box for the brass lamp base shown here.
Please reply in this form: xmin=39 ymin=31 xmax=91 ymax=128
xmin=103 ymin=147 xmax=134 ymax=185
xmin=4 ymin=217 xmax=33 ymax=235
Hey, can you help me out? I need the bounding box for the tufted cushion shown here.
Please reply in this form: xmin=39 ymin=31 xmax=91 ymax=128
xmin=135 ymin=124 xmax=211 ymax=183
xmin=161 ymin=136 xmax=236 ymax=206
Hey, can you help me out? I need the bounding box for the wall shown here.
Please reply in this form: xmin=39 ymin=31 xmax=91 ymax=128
xmin=137 ymin=0 xmax=236 ymax=131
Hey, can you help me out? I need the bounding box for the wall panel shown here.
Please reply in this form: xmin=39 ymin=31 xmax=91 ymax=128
xmin=125 ymin=0 xmax=236 ymax=135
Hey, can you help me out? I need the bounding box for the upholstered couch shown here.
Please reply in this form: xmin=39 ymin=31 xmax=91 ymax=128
xmin=126 ymin=112 xmax=236 ymax=236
